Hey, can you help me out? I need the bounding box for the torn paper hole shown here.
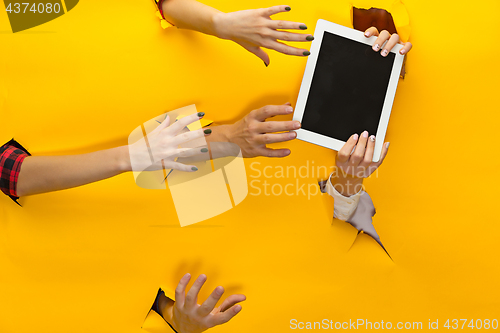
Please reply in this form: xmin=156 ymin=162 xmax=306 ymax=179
xmin=319 ymin=180 xmax=391 ymax=258
xmin=351 ymin=1 xmax=411 ymax=79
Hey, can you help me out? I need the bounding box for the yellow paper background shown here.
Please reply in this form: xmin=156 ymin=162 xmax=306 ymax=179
xmin=1 ymin=0 xmax=499 ymax=332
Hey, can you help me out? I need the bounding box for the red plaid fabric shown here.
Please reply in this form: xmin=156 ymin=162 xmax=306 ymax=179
xmin=0 ymin=139 xmax=30 ymax=204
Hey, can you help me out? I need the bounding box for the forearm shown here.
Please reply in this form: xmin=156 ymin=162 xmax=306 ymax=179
xmin=330 ymin=169 xmax=364 ymax=197
xmin=161 ymin=0 xmax=222 ymax=37
xmin=16 ymin=146 xmax=130 ymax=197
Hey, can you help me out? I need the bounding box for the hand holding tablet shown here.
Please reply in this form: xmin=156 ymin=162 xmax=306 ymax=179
xmin=293 ymin=19 xmax=407 ymax=162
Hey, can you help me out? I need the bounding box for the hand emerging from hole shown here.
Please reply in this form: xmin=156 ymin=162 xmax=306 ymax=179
xmin=158 ymin=274 xmax=246 ymax=333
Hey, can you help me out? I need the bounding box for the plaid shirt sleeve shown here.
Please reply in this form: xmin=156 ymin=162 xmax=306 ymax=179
xmin=0 ymin=139 xmax=31 ymax=205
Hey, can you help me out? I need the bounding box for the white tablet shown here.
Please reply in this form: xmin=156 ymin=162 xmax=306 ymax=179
xmin=293 ymin=19 xmax=405 ymax=162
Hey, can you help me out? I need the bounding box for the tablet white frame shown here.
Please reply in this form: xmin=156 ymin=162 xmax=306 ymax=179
xmin=293 ymin=19 xmax=405 ymax=162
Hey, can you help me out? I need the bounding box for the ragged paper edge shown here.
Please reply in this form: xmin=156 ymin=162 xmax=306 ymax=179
xmin=319 ymin=180 xmax=392 ymax=259
xmin=350 ymin=0 xmax=411 ymax=42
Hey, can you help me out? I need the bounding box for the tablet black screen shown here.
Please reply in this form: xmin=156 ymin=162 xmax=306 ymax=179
xmin=301 ymin=31 xmax=396 ymax=142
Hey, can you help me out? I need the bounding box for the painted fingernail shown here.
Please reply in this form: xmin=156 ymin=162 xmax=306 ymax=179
xmin=198 ymin=112 xmax=205 ymax=118
xmin=373 ymin=44 xmax=380 ymax=51
xmin=353 ymin=134 xmax=359 ymax=141
xmin=365 ymin=31 xmax=371 ymax=37
xmin=370 ymin=135 xmax=376 ymax=142
xmin=286 ymin=106 xmax=293 ymax=113
xmin=362 ymin=131 xmax=368 ymax=138
xmin=299 ymin=25 xmax=307 ymax=30
xmin=386 ymin=142 xmax=391 ymax=148
xmin=204 ymin=129 xmax=212 ymax=135
xmin=285 ymin=6 xmax=291 ymax=11
xmin=294 ymin=121 xmax=301 ymax=129
xmin=303 ymin=51 xmax=311 ymax=56
xmin=306 ymin=35 xmax=314 ymax=41
xmin=264 ymin=61 xmax=268 ymax=67
xmin=381 ymin=49 xmax=388 ymax=57
xmin=192 ymin=167 xmax=198 ymax=171
xmin=201 ymin=148 xmax=209 ymax=153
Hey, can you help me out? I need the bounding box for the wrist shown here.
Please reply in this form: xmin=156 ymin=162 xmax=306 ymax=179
xmin=116 ymin=146 xmax=132 ymax=173
xmin=212 ymin=12 xmax=230 ymax=40
xmin=330 ymin=170 xmax=363 ymax=197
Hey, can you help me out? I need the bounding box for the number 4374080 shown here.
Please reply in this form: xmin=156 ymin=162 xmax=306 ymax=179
xmin=5 ymin=3 xmax=61 ymax=14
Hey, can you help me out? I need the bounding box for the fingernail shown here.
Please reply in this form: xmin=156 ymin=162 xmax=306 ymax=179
xmin=264 ymin=61 xmax=268 ymax=67
xmin=400 ymin=49 xmax=406 ymax=55
xmin=303 ymin=51 xmax=311 ymax=56
xmin=362 ymin=131 xmax=368 ymax=138
xmin=365 ymin=31 xmax=371 ymax=37
xmin=294 ymin=121 xmax=301 ymax=129
xmin=381 ymin=49 xmax=388 ymax=57
xmin=353 ymin=134 xmax=359 ymax=141
xmin=285 ymin=6 xmax=291 ymax=11
xmin=370 ymin=135 xmax=376 ymax=142
xmin=191 ymin=167 xmax=198 ymax=171
xmin=290 ymin=132 xmax=297 ymax=139
xmin=204 ymin=129 xmax=212 ymax=135
xmin=299 ymin=25 xmax=307 ymax=30
xmin=234 ymin=305 xmax=242 ymax=313
xmin=197 ymin=112 xmax=205 ymax=118
xmin=373 ymin=44 xmax=380 ymax=51
xmin=201 ymin=148 xmax=208 ymax=153
xmin=306 ymin=35 xmax=314 ymax=41
xmin=386 ymin=142 xmax=390 ymax=148
xmin=286 ymin=106 xmax=293 ymax=113
xmin=215 ymin=286 xmax=224 ymax=296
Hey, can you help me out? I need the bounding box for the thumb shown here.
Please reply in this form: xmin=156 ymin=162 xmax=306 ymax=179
xmin=239 ymin=42 xmax=271 ymax=67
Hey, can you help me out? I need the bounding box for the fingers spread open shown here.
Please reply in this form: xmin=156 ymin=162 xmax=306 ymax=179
xmin=165 ymin=113 xmax=203 ymax=136
xmin=184 ymin=274 xmax=207 ymax=309
xmin=271 ymin=31 xmax=312 ymax=42
xmin=337 ymin=134 xmax=359 ymax=163
xmin=253 ymin=105 xmax=294 ymax=122
xmin=170 ymin=147 xmax=208 ymax=159
xmin=256 ymin=131 xmax=297 ymax=145
xmin=372 ymin=30 xmax=391 ymax=52
xmin=198 ymin=286 xmax=225 ymax=317
xmin=155 ymin=115 xmax=171 ymax=132
xmin=219 ymin=294 xmax=247 ymax=313
xmin=364 ymin=26 xmax=380 ymax=38
xmin=268 ymin=40 xmax=310 ymax=57
xmin=212 ymin=304 xmax=243 ymax=326
xmin=170 ymin=128 xmax=207 ymax=146
xmin=257 ymin=120 xmax=300 ymax=133
xmin=174 ymin=273 xmax=191 ymax=309
xmin=239 ymin=42 xmax=270 ymax=66
xmin=268 ymin=20 xmax=308 ymax=31
xmin=262 ymin=5 xmax=292 ymax=17
xmin=381 ymin=33 xmax=400 ymax=57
